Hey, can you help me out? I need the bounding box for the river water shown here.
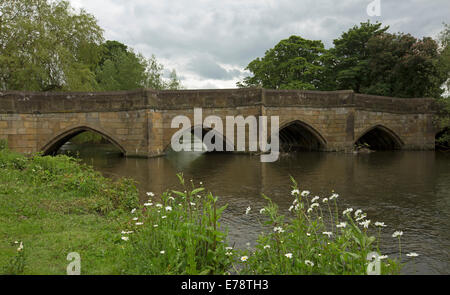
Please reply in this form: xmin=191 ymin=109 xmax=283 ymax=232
xmin=60 ymin=143 xmax=450 ymax=274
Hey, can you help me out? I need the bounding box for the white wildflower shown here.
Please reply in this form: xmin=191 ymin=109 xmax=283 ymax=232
xmin=135 ymin=222 xmax=143 ymax=225
xmin=322 ymin=232 xmax=332 ymax=238
xmin=305 ymin=260 xmax=314 ymax=267
xmin=392 ymin=231 xmax=403 ymax=238
xmin=301 ymin=190 xmax=310 ymax=197
xmin=291 ymin=189 xmax=300 ymax=196
xmin=245 ymin=206 xmax=251 ymax=215
xmin=336 ymin=222 xmax=347 ymax=228
xmin=330 ymin=193 xmax=339 ymax=200
xmin=359 ymin=220 xmax=371 ymax=229
xmin=240 ymin=256 xmax=248 ymax=262
xmin=285 ymin=253 xmax=293 ymax=259
xmin=165 ymin=206 xmax=172 ymax=211
xmin=146 ymin=192 xmax=154 ymax=197
xmin=264 ymin=245 xmax=271 ymax=249
xmin=311 ymin=196 xmax=319 ymax=203
xmin=144 ymin=202 xmax=153 ymax=207
xmin=374 ymin=221 xmax=387 ymax=227
xmin=160 ymin=250 xmax=165 ymax=254
xmin=343 ymin=208 xmax=353 ymax=215
xmin=156 ymin=203 xmax=163 ymax=208
xmin=356 ymin=214 xmax=367 ymax=222
xmin=260 ymin=208 xmax=266 ymax=214
xmin=121 ymin=237 xmax=129 ymax=241
xmin=322 ymin=198 xmax=328 ymax=203
xmin=406 ymin=252 xmax=419 ymax=257
xmin=131 ymin=208 xmax=136 ymax=214
xmin=273 ymin=226 xmax=285 ymax=233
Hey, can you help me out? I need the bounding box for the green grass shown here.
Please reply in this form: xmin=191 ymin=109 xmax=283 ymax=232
xmin=0 ymin=140 xmax=409 ymax=275
xmin=0 ymin=143 xmax=139 ymax=274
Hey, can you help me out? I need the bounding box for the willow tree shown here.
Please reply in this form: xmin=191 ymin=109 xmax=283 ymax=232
xmin=0 ymin=0 xmax=104 ymax=91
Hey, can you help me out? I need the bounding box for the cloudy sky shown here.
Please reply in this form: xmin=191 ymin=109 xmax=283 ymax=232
xmin=69 ymin=0 xmax=449 ymax=89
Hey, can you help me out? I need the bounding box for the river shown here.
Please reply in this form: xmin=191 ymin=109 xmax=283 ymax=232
xmin=60 ymin=143 xmax=450 ymax=274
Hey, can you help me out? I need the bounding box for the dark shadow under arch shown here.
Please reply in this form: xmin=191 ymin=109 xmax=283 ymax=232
xmin=277 ymin=120 xmax=327 ymax=152
xmin=41 ymin=126 xmax=126 ymax=156
xmin=355 ymin=125 xmax=404 ymax=150
xmin=435 ymin=127 xmax=449 ymax=149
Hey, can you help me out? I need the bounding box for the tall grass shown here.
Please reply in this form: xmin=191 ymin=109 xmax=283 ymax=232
xmin=120 ymin=173 xmax=232 ymax=274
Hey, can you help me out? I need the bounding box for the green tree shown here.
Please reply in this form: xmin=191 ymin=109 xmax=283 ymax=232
xmin=237 ymin=36 xmax=327 ymax=90
xmin=436 ymin=23 xmax=450 ymax=147
xmin=95 ymin=41 xmax=148 ymax=91
xmin=166 ymin=69 xmax=183 ymax=90
xmin=363 ymin=33 xmax=444 ymax=98
xmin=330 ymin=21 xmax=389 ymax=93
xmin=0 ymin=0 xmax=104 ymax=91
xmin=142 ymin=54 xmax=167 ymax=90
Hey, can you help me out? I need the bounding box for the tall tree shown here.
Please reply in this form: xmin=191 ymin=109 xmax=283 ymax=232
xmin=237 ymin=36 xmax=326 ymax=90
xmin=166 ymin=69 xmax=183 ymax=90
xmin=95 ymin=41 xmax=148 ymax=91
xmin=0 ymin=0 xmax=104 ymax=91
xmin=330 ymin=21 xmax=389 ymax=93
xmin=363 ymin=33 xmax=444 ymax=98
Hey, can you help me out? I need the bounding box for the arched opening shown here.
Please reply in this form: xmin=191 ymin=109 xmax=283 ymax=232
xmin=277 ymin=121 xmax=327 ymax=152
xmin=355 ymin=125 xmax=403 ymax=151
xmin=165 ymin=125 xmax=234 ymax=153
xmin=42 ymin=126 xmax=125 ymax=157
xmin=435 ymin=127 xmax=449 ymax=150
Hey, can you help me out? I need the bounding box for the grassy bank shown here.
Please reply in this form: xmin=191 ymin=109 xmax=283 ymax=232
xmin=0 ymin=143 xmax=139 ymax=274
xmin=0 ymin=142 xmax=410 ymax=275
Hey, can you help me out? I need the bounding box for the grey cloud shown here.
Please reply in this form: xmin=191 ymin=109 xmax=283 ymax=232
xmin=71 ymin=0 xmax=450 ymax=88
xmin=187 ymin=56 xmax=243 ymax=80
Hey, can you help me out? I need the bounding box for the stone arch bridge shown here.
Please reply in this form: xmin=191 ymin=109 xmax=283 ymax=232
xmin=0 ymin=88 xmax=438 ymax=157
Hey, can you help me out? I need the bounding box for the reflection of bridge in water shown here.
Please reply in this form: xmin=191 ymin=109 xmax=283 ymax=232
xmin=0 ymin=88 xmax=438 ymax=157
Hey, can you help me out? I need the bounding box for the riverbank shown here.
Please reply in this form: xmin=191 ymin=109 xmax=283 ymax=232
xmin=0 ymin=143 xmax=139 ymax=274
xmin=0 ymin=144 xmax=432 ymax=274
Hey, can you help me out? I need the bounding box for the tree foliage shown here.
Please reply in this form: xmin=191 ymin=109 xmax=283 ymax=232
xmin=238 ymin=36 xmax=326 ymax=90
xmin=238 ymin=21 xmax=447 ymax=99
xmin=0 ymin=0 xmax=182 ymax=91
xmin=436 ymin=23 xmax=450 ymax=147
xmin=0 ymin=0 xmax=104 ymax=91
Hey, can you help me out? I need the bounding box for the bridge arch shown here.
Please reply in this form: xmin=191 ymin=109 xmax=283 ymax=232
xmin=276 ymin=120 xmax=327 ymax=152
xmin=41 ymin=125 xmax=127 ymax=156
xmin=355 ymin=125 xmax=404 ymax=150
xmin=435 ymin=127 xmax=449 ymax=149
xmin=164 ymin=124 xmax=235 ymax=153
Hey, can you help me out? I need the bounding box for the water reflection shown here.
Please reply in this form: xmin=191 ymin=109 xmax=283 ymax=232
xmin=59 ymin=143 xmax=450 ymax=275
